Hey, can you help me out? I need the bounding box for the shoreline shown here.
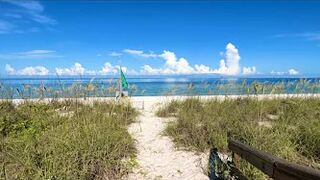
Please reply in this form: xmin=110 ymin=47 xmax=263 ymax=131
xmin=2 ymin=93 xmax=320 ymax=104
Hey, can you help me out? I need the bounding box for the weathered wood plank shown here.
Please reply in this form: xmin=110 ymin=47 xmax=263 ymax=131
xmin=274 ymin=159 xmax=320 ymax=180
xmin=228 ymin=139 xmax=320 ymax=180
xmin=228 ymin=139 xmax=277 ymax=176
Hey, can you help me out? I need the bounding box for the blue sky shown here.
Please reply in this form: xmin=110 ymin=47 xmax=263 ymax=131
xmin=0 ymin=1 xmax=320 ymax=76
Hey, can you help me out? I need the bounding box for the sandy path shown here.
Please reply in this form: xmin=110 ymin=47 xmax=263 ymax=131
xmin=128 ymin=99 xmax=208 ymax=180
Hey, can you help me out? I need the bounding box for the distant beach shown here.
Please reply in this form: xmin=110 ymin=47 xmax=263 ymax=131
xmin=7 ymin=94 xmax=320 ymax=106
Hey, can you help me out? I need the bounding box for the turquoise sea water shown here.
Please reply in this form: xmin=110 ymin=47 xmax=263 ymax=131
xmin=0 ymin=77 xmax=320 ymax=98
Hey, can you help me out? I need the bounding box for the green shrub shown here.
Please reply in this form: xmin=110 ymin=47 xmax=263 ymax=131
xmin=160 ymin=97 xmax=320 ymax=179
xmin=0 ymin=100 xmax=138 ymax=179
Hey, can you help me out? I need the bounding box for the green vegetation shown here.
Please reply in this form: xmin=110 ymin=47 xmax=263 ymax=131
xmin=155 ymin=100 xmax=180 ymax=117
xmin=157 ymin=97 xmax=320 ymax=179
xmin=0 ymin=99 xmax=138 ymax=179
xmin=163 ymin=79 xmax=320 ymax=96
xmin=1 ymin=78 xmax=320 ymax=99
xmin=0 ymin=77 xmax=141 ymax=99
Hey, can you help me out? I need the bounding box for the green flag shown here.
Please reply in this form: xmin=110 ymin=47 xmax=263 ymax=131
xmin=120 ymin=68 xmax=128 ymax=89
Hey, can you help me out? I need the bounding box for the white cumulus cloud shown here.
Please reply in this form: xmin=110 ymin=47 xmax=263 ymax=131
xmin=160 ymin=50 xmax=195 ymax=74
xmin=194 ymin=64 xmax=212 ymax=74
xmin=271 ymin=68 xmax=299 ymax=75
xmin=55 ymin=63 xmax=86 ymax=75
xmin=140 ymin=43 xmax=254 ymax=75
xmin=242 ymin=66 xmax=257 ymax=75
xmin=288 ymin=68 xmax=299 ymax=75
xmin=212 ymin=43 xmax=241 ymax=75
xmin=141 ymin=50 xmax=196 ymax=75
xmin=3 ymin=43 xmax=259 ymax=76
xmin=5 ymin=64 xmax=49 ymax=75
xmin=99 ymin=62 xmax=128 ymax=75
xmin=99 ymin=62 xmax=119 ymax=74
xmin=5 ymin=62 xmax=133 ymax=76
xmin=19 ymin=66 xmax=49 ymax=75
xmin=141 ymin=65 xmax=162 ymax=74
xmin=5 ymin=64 xmax=15 ymax=75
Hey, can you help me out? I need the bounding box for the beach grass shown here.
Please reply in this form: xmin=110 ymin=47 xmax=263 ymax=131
xmin=0 ymin=99 xmax=138 ymax=179
xmin=1 ymin=78 xmax=320 ymax=99
xmin=157 ymin=97 xmax=320 ymax=179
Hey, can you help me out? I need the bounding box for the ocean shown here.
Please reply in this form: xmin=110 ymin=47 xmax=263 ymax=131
xmin=0 ymin=77 xmax=319 ymax=98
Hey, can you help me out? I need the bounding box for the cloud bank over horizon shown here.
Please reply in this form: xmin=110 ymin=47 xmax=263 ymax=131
xmin=5 ymin=64 xmax=49 ymax=76
xmin=3 ymin=43 xmax=300 ymax=76
xmin=132 ymin=43 xmax=257 ymax=76
xmin=271 ymin=68 xmax=299 ymax=76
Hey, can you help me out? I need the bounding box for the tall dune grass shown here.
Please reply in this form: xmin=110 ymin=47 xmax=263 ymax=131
xmin=0 ymin=99 xmax=138 ymax=179
xmin=1 ymin=78 xmax=320 ymax=98
xmin=157 ymin=97 xmax=320 ymax=179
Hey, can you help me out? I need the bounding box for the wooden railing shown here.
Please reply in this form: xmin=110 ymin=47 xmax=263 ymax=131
xmin=228 ymin=139 xmax=320 ymax=180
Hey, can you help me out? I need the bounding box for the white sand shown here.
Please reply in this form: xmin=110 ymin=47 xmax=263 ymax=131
xmin=128 ymin=97 xmax=208 ymax=180
xmin=7 ymin=93 xmax=320 ymax=105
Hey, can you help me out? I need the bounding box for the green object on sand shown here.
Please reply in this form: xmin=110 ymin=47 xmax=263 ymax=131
xmin=120 ymin=68 xmax=128 ymax=89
